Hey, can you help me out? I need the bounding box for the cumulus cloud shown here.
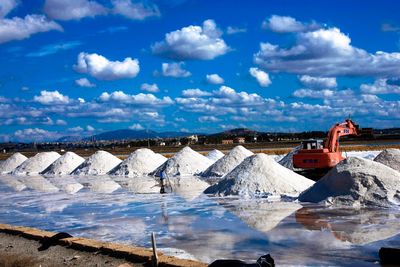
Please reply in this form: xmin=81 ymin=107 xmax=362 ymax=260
xmin=43 ymin=0 xmax=107 ymax=20
xmin=360 ymin=79 xmax=400 ymax=94
xmin=159 ymin=62 xmax=191 ymax=77
xmin=56 ymin=119 xmax=67 ymax=125
xmin=74 ymin=52 xmax=140 ymax=80
xmin=129 ymin=123 xmax=144 ymax=130
xmin=254 ymin=25 xmax=400 ymax=78
xmin=292 ymin=88 xmax=335 ymax=98
xmin=75 ymin=77 xmax=96 ymax=87
xmin=262 ymin=15 xmax=320 ymax=33
xmin=99 ymin=91 xmax=173 ymax=105
xmin=33 ymin=90 xmax=70 ymax=105
xmin=0 ymin=0 xmax=18 ymax=18
xmin=152 ymin=19 xmax=230 ymax=60
xmin=198 ymin=115 xmax=220 ymax=122
xmin=86 ymin=125 xmax=95 ymax=131
xmin=206 ymin=74 xmax=224 ymax=84
xmin=299 ymin=75 xmax=337 ymax=89
xmin=0 ymin=14 xmax=62 ymax=44
xmin=226 ymin=26 xmax=247 ymax=35
xmin=112 ymin=0 xmax=160 ymax=20
xmin=182 ymin=88 xmax=212 ymax=97
xmin=141 ymin=83 xmax=159 ymax=93
xmin=14 ymin=128 xmax=61 ymax=142
xmin=249 ymin=67 xmax=271 ymax=87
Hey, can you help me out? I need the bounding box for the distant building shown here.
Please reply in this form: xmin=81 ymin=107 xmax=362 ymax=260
xmin=222 ymin=139 xmax=234 ymax=144
xmin=186 ymin=135 xmax=198 ymax=144
xmin=234 ymin=137 xmax=245 ymax=144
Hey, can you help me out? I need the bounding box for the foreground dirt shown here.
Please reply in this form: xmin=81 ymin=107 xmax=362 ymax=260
xmin=0 ymin=232 xmax=145 ymax=267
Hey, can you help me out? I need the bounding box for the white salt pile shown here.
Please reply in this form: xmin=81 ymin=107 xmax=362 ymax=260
xmin=201 ymin=146 xmax=253 ymax=178
xmin=152 ymin=147 xmax=213 ymax=177
xmin=299 ymin=157 xmax=400 ymax=207
xmin=205 ymin=153 xmax=314 ymax=197
xmin=278 ymin=145 xmax=301 ymax=170
xmin=373 ymin=149 xmax=400 ymax=172
xmin=206 ymin=149 xmax=224 ymax=162
xmin=0 ymin=153 xmax=27 ymax=174
xmin=41 ymin=151 xmax=85 ymax=176
xmin=12 ymin=152 xmax=60 ymax=175
xmin=109 ymin=148 xmax=167 ymax=176
xmin=71 ymin=150 xmax=122 ymax=176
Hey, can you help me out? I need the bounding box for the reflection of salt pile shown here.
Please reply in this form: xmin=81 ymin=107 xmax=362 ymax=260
xmin=374 ymin=149 xmax=400 ymax=172
xmin=41 ymin=152 xmax=85 ymax=176
xmin=46 ymin=176 xmax=83 ymax=194
xmin=71 ymin=150 xmax=122 ymax=175
xmin=0 ymin=153 xmax=27 ymax=174
xmin=12 ymin=152 xmax=60 ymax=175
xmin=169 ymin=176 xmax=210 ymax=201
xmin=0 ymin=175 xmax=26 ymax=191
xmin=75 ymin=175 xmax=121 ymax=193
xmin=109 ymin=148 xmax=167 ymax=176
xmin=228 ymin=201 xmax=302 ymax=233
xmin=152 ymin=147 xmax=213 ymax=177
xmin=205 ymin=153 xmax=314 ymax=197
xmin=18 ymin=175 xmax=59 ymax=193
xmin=206 ymin=149 xmax=224 ymax=162
xmin=113 ymin=176 xmax=159 ymax=194
xmin=299 ymin=157 xmax=400 ymax=207
xmin=278 ymin=145 xmax=301 ymax=170
xmin=201 ymin=146 xmax=253 ymax=177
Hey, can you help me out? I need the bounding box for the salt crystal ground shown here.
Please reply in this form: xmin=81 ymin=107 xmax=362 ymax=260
xmin=0 ymin=149 xmax=399 ymax=265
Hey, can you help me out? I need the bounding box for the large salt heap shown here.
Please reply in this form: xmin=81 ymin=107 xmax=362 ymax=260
xmin=205 ymin=153 xmax=314 ymax=197
xmin=41 ymin=152 xmax=85 ymax=176
xmin=151 ymin=146 xmax=213 ymax=177
xmin=373 ymin=149 xmax=400 ymax=172
xmin=12 ymin=152 xmax=60 ymax=175
xmin=201 ymin=146 xmax=253 ymax=178
xmin=206 ymin=149 xmax=225 ymax=162
xmin=278 ymin=145 xmax=301 ymax=170
xmin=71 ymin=150 xmax=122 ymax=176
xmin=299 ymin=157 xmax=400 ymax=207
xmin=0 ymin=153 xmax=27 ymax=174
xmin=109 ymin=148 xmax=167 ymax=176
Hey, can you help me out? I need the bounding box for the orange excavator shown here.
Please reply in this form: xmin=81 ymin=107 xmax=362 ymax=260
xmin=293 ymin=119 xmax=360 ymax=175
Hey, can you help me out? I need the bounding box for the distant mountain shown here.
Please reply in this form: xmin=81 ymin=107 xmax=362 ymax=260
xmin=57 ymin=136 xmax=83 ymax=142
xmin=210 ymin=128 xmax=261 ymax=137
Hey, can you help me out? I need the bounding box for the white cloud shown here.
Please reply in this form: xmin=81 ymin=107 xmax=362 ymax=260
xmin=112 ymin=0 xmax=160 ymax=20
xmin=78 ymin=97 xmax=85 ymax=103
xmin=360 ymin=79 xmax=400 ymax=94
xmin=33 ymin=90 xmax=70 ymax=105
xmin=292 ymin=88 xmax=335 ymax=98
xmin=43 ymin=0 xmax=107 ymax=20
xmin=152 ymin=19 xmax=230 ymax=60
xmin=198 ymin=116 xmax=220 ymax=122
xmin=68 ymin=126 xmax=84 ymax=132
xmin=182 ymin=88 xmax=211 ymax=97
xmin=86 ymin=125 xmax=95 ymax=131
xmin=254 ymin=25 xmax=400 ymax=78
xmin=129 ymin=123 xmax=144 ymax=130
xmin=56 ymin=119 xmax=67 ymax=125
xmin=226 ymin=26 xmax=247 ymax=35
xmin=99 ymin=91 xmax=173 ymax=105
xmin=0 ymin=0 xmax=18 ymax=18
xmin=262 ymin=15 xmax=320 ymax=33
xmin=249 ymin=67 xmax=271 ymax=87
xmin=27 ymin=41 xmax=82 ymax=57
xmin=299 ymin=75 xmax=337 ymax=89
xmin=141 ymin=83 xmax=159 ymax=93
xmin=14 ymin=128 xmax=61 ymax=142
xmin=206 ymin=73 xmax=224 ymax=84
xmin=0 ymin=14 xmax=62 ymax=44
xmin=160 ymin=62 xmax=191 ymax=77
xmin=74 ymin=52 xmax=140 ymax=80
xmin=75 ymin=77 xmax=96 ymax=87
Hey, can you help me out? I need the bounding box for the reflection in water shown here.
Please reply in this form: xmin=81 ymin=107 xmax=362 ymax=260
xmin=296 ymin=207 xmax=400 ymax=244
xmin=112 ymin=175 xmax=160 ymax=194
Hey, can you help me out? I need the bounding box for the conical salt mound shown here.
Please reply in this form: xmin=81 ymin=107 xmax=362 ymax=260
xmin=201 ymin=145 xmax=253 ymax=178
xmin=41 ymin=152 xmax=85 ymax=176
xmin=109 ymin=148 xmax=167 ymax=176
xmin=373 ymin=149 xmax=400 ymax=172
xmin=151 ymin=146 xmax=213 ymax=177
xmin=12 ymin=152 xmax=60 ymax=175
xmin=205 ymin=153 xmax=314 ymax=197
xmin=0 ymin=153 xmax=27 ymax=174
xmin=206 ymin=149 xmax=224 ymax=162
xmin=71 ymin=150 xmax=122 ymax=176
xmin=278 ymin=145 xmax=301 ymax=170
xmin=299 ymin=157 xmax=400 ymax=207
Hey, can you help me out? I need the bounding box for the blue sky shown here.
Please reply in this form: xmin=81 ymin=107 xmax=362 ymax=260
xmin=0 ymin=0 xmax=400 ymax=142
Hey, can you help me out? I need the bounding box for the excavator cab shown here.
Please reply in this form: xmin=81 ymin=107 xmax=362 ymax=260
xmin=301 ymin=139 xmax=324 ymax=150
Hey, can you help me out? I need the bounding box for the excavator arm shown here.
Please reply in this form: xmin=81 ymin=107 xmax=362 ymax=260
xmin=324 ymin=119 xmax=360 ymax=152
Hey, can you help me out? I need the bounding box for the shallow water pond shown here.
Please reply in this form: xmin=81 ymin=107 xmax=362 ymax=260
xmin=0 ymin=174 xmax=399 ymax=266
